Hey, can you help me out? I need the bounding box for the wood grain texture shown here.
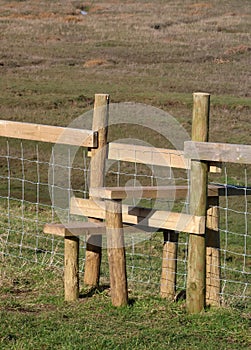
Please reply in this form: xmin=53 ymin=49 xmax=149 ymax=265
xmin=64 ymin=236 xmax=79 ymax=301
xmin=105 ymin=199 xmax=128 ymax=306
xmin=89 ymin=184 xmax=227 ymax=200
xmin=206 ymin=197 xmax=221 ymax=306
xmin=0 ymin=120 xmax=97 ymax=147
xmin=185 ymin=141 xmax=251 ymax=164
xmin=160 ymin=230 xmax=179 ymax=299
xmin=95 ymin=142 xmax=220 ymax=172
xmin=84 ymin=93 xmax=110 ymax=287
xmin=186 ymin=92 xmax=210 ymax=314
xmin=43 ymin=222 xmax=106 ymax=237
xmin=71 ymin=197 xmax=206 ymax=234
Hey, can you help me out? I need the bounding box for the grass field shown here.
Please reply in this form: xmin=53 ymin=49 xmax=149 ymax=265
xmin=0 ymin=0 xmax=250 ymax=349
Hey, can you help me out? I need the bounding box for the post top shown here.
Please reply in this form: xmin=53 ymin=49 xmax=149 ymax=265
xmin=193 ymin=92 xmax=210 ymax=96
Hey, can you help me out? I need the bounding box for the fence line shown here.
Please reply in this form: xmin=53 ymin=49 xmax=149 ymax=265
xmin=0 ymin=99 xmax=250 ymax=308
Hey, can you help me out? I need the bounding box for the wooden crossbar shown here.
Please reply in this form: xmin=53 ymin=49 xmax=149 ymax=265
xmin=0 ymin=120 xmax=97 ymax=147
xmin=185 ymin=141 xmax=251 ymax=164
xmin=107 ymin=142 xmax=221 ymax=172
xmin=108 ymin=142 xmax=189 ymax=169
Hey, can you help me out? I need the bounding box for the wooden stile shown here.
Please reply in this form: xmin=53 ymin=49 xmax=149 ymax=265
xmin=84 ymin=93 xmax=109 ymax=287
xmin=186 ymin=92 xmax=210 ymax=313
xmin=41 ymin=91 xmax=241 ymax=308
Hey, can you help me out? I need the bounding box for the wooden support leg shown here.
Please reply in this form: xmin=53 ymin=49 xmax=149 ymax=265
xmin=105 ymin=199 xmax=128 ymax=307
xmin=64 ymin=235 xmax=79 ymax=301
xmin=206 ymin=197 xmax=221 ymax=306
xmin=84 ymin=218 xmax=102 ymax=287
xmin=160 ymin=230 xmax=179 ymax=299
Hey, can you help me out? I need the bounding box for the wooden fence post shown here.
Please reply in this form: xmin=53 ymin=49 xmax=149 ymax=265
xmin=84 ymin=93 xmax=109 ymax=287
xmin=186 ymin=92 xmax=210 ymax=313
xmin=206 ymin=196 xmax=221 ymax=306
xmin=160 ymin=230 xmax=179 ymax=299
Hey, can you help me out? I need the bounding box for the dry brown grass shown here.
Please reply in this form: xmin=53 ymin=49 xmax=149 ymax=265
xmin=0 ymin=0 xmax=250 ymax=143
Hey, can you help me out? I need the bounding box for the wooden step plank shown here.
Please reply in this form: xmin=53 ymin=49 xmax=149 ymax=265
xmin=147 ymin=210 xmax=205 ymax=234
xmin=44 ymin=222 xmax=106 ymax=237
xmin=89 ymin=185 xmax=224 ymax=200
xmin=70 ymin=198 xmax=205 ymax=234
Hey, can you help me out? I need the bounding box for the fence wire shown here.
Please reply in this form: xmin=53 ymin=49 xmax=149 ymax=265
xmin=0 ymin=138 xmax=250 ymax=305
xmin=210 ymin=163 xmax=251 ymax=305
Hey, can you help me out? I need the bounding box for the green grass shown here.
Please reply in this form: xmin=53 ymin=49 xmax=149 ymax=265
xmin=0 ymin=260 xmax=250 ymax=350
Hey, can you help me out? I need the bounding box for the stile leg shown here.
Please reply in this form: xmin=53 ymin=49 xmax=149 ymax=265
xmin=105 ymin=199 xmax=128 ymax=307
xmin=206 ymin=197 xmax=221 ymax=306
xmin=160 ymin=230 xmax=179 ymax=299
xmin=84 ymin=218 xmax=102 ymax=287
xmin=64 ymin=235 xmax=79 ymax=301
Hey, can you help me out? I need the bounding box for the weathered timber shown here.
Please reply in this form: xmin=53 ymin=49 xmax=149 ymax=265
xmin=184 ymin=141 xmax=251 ymax=165
xmin=64 ymin=236 xmax=79 ymax=301
xmin=206 ymin=197 xmax=221 ymax=306
xmin=0 ymin=120 xmax=97 ymax=147
xmin=84 ymin=93 xmax=109 ymax=287
xmin=44 ymin=222 xmax=106 ymax=237
xmin=160 ymin=230 xmax=179 ymax=299
xmin=89 ymin=184 xmax=228 ymax=200
xmin=71 ymin=197 xmax=205 ymax=234
xmin=107 ymin=142 xmax=221 ymax=172
xmin=106 ymin=199 xmax=128 ymax=306
xmin=186 ymin=92 xmax=210 ymax=313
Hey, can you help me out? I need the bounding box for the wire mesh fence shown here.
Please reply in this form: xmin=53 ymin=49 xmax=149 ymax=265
xmin=210 ymin=163 xmax=251 ymax=305
xmin=0 ymin=137 xmax=250 ymax=305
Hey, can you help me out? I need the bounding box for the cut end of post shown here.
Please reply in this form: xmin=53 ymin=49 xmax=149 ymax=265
xmin=193 ymin=92 xmax=210 ymax=96
xmin=95 ymin=93 xmax=110 ymax=100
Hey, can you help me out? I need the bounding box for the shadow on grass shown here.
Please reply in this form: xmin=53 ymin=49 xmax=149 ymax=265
xmin=79 ymin=285 xmax=110 ymax=299
xmin=79 ymin=285 xmax=136 ymax=305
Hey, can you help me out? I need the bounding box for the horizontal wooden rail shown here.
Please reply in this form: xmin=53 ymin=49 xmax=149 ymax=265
xmin=70 ymin=198 xmax=205 ymax=234
xmin=184 ymin=141 xmax=251 ymax=164
xmin=108 ymin=142 xmax=189 ymax=169
xmin=107 ymin=142 xmax=221 ymax=172
xmin=0 ymin=120 xmax=97 ymax=147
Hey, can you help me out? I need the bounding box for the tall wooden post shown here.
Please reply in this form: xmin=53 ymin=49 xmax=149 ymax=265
xmin=186 ymin=92 xmax=210 ymax=313
xmin=106 ymin=199 xmax=128 ymax=307
xmin=84 ymin=93 xmax=109 ymax=287
xmin=206 ymin=196 xmax=221 ymax=306
xmin=64 ymin=235 xmax=79 ymax=301
xmin=160 ymin=230 xmax=179 ymax=299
